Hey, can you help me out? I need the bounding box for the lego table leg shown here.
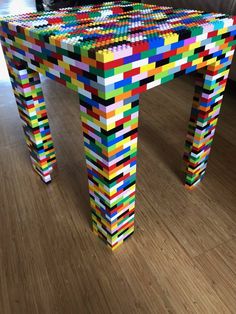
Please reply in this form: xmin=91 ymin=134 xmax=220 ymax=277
xmin=184 ymin=53 xmax=234 ymax=189
xmin=79 ymin=93 xmax=140 ymax=250
xmin=5 ymin=55 xmax=56 ymax=183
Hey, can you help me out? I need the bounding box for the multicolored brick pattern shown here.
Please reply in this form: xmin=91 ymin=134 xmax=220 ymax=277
xmin=4 ymin=53 xmax=56 ymax=183
xmin=80 ymin=93 xmax=139 ymax=249
xmin=184 ymin=60 xmax=233 ymax=189
xmin=0 ymin=1 xmax=235 ymax=248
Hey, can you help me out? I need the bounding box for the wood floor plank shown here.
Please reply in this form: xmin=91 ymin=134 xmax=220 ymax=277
xmin=195 ymin=239 xmax=236 ymax=313
xmin=137 ymin=81 xmax=236 ymax=258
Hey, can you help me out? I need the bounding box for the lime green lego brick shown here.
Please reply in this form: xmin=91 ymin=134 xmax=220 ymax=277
xmin=183 ymin=49 xmax=195 ymax=58
xmin=66 ymin=82 xmax=78 ymax=92
xmin=123 ymin=117 xmax=139 ymax=129
xmin=114 ymin=63 xmax=132 ymax=75
xmin=98 ymin=87 xmax=124 ymax=100
xmin=154 ymin=70 xmax=169 ymax=80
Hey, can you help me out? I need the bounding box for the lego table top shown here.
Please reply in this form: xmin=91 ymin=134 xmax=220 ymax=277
xmin=1 ymin=1 xmax=236 ymax=62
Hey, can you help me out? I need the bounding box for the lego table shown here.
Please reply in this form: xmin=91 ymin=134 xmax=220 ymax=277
xmin=0 ymin=1 xmax=235 ymax=249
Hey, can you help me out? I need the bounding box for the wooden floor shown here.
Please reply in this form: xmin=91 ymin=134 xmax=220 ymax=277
xmin=1 ymin=1 xmax=236 ymax=313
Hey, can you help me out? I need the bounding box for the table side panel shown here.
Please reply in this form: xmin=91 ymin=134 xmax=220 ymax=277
xmin=0 ymin=19 xmax=235 ymax=106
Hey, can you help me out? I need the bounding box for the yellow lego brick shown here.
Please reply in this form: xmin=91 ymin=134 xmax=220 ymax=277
xmin=163 ymin=33 xmax=179 ymax=45
xmin=189 ymin=42 xmax=201 ymax=50
xmin=140 ymin=62 xmax=156 ymax=73
xmin=95 ymin=50 xmax=105 ymax=62
xmin=71 ymin=78 xmax=84 ymax=88
xmin=115 ymin=103 xmax=132 ymax=114
xmin=192 ymin=57 xmax=204 ymax=66
xmin=217 ymin=27 xmax=228 ymax=35
xmin=49 ymin=36 xmax=56 ymax=46
xmin=24 ymin=29 xmax=31 ymax=38
xmin=58 ymin=60 xmax=70 ymax=70
xmin=162 ymin=62 xmax=176 ymax=72
xmin=103 ymin=50 xmax=115 ymax=63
